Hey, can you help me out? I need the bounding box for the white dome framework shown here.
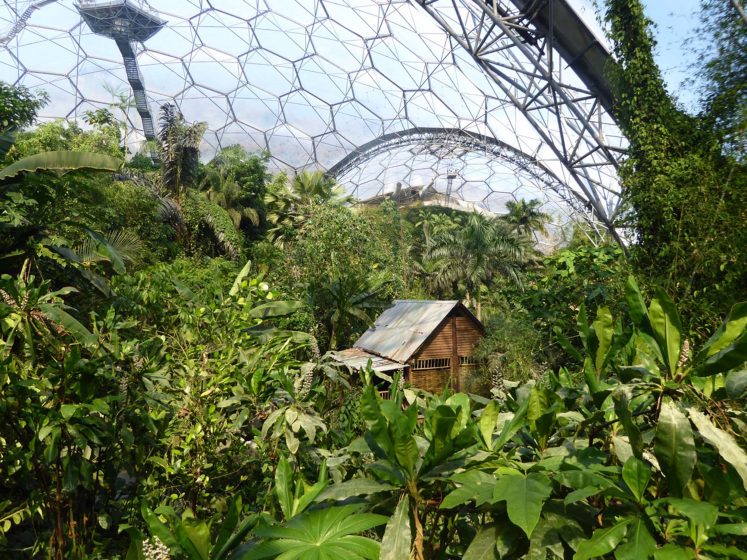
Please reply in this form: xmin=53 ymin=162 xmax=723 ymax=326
xmin=0 ymin=0 xmax=627 ymax=240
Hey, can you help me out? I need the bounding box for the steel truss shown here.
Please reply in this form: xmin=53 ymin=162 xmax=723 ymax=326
xmin=328 ymin=126 xmax=593 ymax=217
xmin=1 ymin=0 xmax=628 ymax=242
xmin=415 ymin=0 xmax=627 ymax=233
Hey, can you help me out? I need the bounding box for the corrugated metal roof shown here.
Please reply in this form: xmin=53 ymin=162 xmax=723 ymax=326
xmin=353 ymin=300 xmax=462 ymax=363
xmin=332 ymin=348 xmax=407 ymax=373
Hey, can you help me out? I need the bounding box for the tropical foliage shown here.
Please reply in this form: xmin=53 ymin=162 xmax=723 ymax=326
xmin=504 ymin=198 xmax=551 ymax=238
xmin=605 ymin=0 xmax=747 ymax=336
xmin=0 ymin=0 xmax=745 ymax=557
xmin=425 ymin=212 xmax=527 ymax=319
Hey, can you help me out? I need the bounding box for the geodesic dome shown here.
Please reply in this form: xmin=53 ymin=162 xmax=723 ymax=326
xmin=0 ymin=0 xmax=627 ymax=246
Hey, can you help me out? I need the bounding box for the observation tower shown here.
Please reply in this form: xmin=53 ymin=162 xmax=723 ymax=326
xmin=76 ymin=0 xmax=164 ymax=141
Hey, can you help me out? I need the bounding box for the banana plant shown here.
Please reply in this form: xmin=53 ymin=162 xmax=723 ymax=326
xmin=0 ymin=150 xmax=122 ymax=181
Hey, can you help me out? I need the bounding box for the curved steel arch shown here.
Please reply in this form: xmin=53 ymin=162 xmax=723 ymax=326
xmin=1 ymin=0 xmax=627 ymax=240
xmin=327 ymin=126 xmax=595 ymax=217
xmin=415 ymin=0 xmax=627 ymax=233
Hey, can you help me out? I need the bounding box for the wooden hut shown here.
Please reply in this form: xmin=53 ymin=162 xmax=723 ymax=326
xmin=335 ymin=300 xmax=484 ymax=393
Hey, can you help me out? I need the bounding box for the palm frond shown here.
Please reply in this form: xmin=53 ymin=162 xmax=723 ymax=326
xmin=105 ymin=229 xmax=145 ymax=263
xmin=242 ymin=206 xmax=260 ymax=226
xmin=158 ymin=196 xmax=183 ymax=228
xmin=203 ymin=213 xmax=241 ymax=260
xmin=72 ymin=228 xmax=143 ymax=269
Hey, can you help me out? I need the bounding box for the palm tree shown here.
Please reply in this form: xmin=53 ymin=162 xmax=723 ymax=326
xmin=199 ymin=164 xmax=259 ymax=229
xmin=265 ymin=170 xmax=351 ymax=246
xmin=151 ymin=104 xmax=245 ymax=260
xmin=290 ymin=170 xmax=351 ymax=206
xmin=309 ymin=273 xmax=390 ymax=350
xmin=425 ymin=212 xmax=526 ymax=319
xmin=158 ymin=103 xmax=207 ymax=202
xmin=504 ymin=198 xmax=551 ymax=238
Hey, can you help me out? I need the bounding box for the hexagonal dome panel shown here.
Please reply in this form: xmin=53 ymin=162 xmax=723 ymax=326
xmin=1 ymin=0 xmax=628 ymax=244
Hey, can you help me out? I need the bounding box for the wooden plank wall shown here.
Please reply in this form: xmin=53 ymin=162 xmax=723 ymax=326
xmin=416 ymin=325 xmax=452 ymax=359
xmin=410 ymin=369 xmax=451 ymax=393
xmin=455 ymin=315 xmax=482 ymax=357
xmin=408 ymin=309 xmax=483 ymax=393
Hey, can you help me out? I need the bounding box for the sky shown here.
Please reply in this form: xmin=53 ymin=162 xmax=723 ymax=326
xmin=572 ymin=0 xmax=707 ymax=112
xmin=643 ymin=0 xmax=706 ymax=111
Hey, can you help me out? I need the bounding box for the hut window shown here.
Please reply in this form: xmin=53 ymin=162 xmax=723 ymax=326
xmin=459 ymin=356 xmax=478 ymax=366
xmin=413 ymin=357 xmax=451 ymax=370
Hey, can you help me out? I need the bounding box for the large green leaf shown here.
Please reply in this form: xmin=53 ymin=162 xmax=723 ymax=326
xmin=556 ymin=469 xmax=620 ymax=505
xmin=614 ymin=518 xmax=656 ymax=560
xmin=592 ymin=306 xmax=614 ymax=373
xmin=213 ymin=509 xmax=258 ymax=560
xmin=693 ymin=332 xmax=747 ymax=377
xmin=249 ymin=301 xmax=303 ymax=319
xmin=37 ymin=303 xmax=96 ymax=346
xmin=700 ymin=544 xmax=747 ymax=560
xmin=625 ymin=276 xmax=650 ymax=330
xmin=725 ymin=370 xmax=747 ymax=398
xmin=494 ymin=399 xmax=528 ymax=449
xmin=526 ymin=519 xmax=565 ymax=560
xmin=391 ymin=411 xmax=419 ymax=478
xmin=713 ymin=523 xmax=747 ymax=536
xmin=696 ymin=302 xmax=747 ymax=361
xmin=0 ymin=150 xmax=121 ymax=180
xmin=478 ymin=400 xmax=500 ymax=450
xmin=141 ymin=505 xmax=180 ymax=552
xmin=687 ymin=408 xmax=747 ymax=491
xmin=574 ymin=520 xmax=630 ymax=560
xmin=653 ymin=544 xmax=696 ymax=560
xmin=275 ymin=455 xmax=293 ymax=520
xmin=622 ymin=457 xmax=651 ymax=503
xmin=246 ymin=505 xmax=386 ymax=560
xmin=441 ymin=470 xmax=496 ymax=509
xmin=316 ymin=479 xmax=397 ymax=502
xmin=654 ymin=401 xmax=696 ymax=496
xmin=229 ymin=260 xmax=252 ymax=296
xmin=648 ymin=289 xmax=681 ymax=377
xmin=380 ymin=495 xmax=410 ymax=560
xmin=577 ymin=303 xmax=591 ymax=352
xmin=665 ymin=498 xmax=719 ymax=529
xmin=493 ymin=471 xmax=552 ymax=538
xmin=294 ymin=468 xmax=328 ymax=517
xmin=463 ymin=524 xmax=499 ymax=560
xmin=425 ymin=405 xmax=458 ymax=467
xmin=554 ymin=327 xmax=584 ymax=363
xmin=125 ymin=534 xmax=144 ymax=560
xmin=613 ymin=389 xmax=643 ymax=459
xmin=176 ymin=518 xmax=210 ymax=560
xmin=214 ymin=498 xmax=240 ymax=558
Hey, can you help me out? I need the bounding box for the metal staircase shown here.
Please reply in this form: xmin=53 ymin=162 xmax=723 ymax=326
xmin=77 ymin=1 xmax=165 ymax=144
xmin=116 ymin=38 xmax=155 ymax=139
xmin=0 ymin=0 xmax=58 ymax=45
